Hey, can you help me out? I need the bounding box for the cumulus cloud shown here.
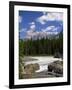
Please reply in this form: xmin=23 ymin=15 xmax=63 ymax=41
xmin=36 ymin=12 xmax=63 ymax=24
xmin=42 ymin=26 xmax=59 ymax=35
xmin=36 ymin=15 xmax=47 ymax=24
xmin=19 ymin=28 xmax=26 ymax=33
xmin=52 ymin=27 xmax=59 ymax=32
xmin=29 ymin=22 xmax=35 ymax=25
xmin=30 ymin=24 xmax=36 ymax=30
xmin=29 ymin=22 xmax=36 ymax=30
xmin=42 ymin=26 xmax=55 ymax=32
xmin=25 ymin=22 xmax=36 ymax=39
xmin=25 ymin=21 xmax=60 ymax=39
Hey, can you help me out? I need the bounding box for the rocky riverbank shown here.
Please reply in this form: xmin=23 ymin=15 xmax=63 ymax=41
xmin=19 ymin=56 xmax=63 ymax=79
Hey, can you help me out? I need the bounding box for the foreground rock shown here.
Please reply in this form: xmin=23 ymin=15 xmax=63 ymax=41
xmin=24 ymin=63 xmax=39 ymax=73
xmin=22 ymin=63 xmax=40 ymax=78
xmin=48 ymin=60 xmax=63 ymax=75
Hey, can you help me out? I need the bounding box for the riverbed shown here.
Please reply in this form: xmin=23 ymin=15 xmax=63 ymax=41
xmin=22 ymin=56 xmax=62 ymax=73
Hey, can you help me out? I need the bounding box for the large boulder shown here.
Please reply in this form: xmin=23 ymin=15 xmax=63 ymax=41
xmin=24 ymin=63 xmax=40 ymax=74
xmin=48 ymin=61 xmax=63 ymax=74
xmin=21 ymin=63 xmax=40 ymax=78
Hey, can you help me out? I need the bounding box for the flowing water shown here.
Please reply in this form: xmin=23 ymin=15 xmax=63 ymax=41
xmin=23 ymin=56 xmax=62 ymax=73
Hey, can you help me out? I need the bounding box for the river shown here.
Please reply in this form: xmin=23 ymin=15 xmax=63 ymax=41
xmin=23 ymin=56 xmax=62 ymax=73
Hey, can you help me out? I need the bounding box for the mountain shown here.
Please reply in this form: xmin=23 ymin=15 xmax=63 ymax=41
xmin=23 ymin=28 xmax=63 ymax=41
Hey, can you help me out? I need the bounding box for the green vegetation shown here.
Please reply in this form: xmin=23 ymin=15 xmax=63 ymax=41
xmin=19 ymin=40 xmax=24 ymax=56
xmin=19 ymin=31 xmax=63 ymax=56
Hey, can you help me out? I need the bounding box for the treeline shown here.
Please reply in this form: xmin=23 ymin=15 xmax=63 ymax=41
xmin=19 ymin=32 xmax=63 ymax=56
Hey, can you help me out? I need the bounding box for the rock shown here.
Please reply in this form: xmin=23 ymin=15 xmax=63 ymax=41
xmin=32 ymin=63 xmax=40 ymax=71
xmin=48 ymin=61 xmax=63 ymax=74
xmin=54 ymin=52 xmax=63 ymax=58
xmin=19 ymin=63 xmax=26 ymax=79
xmin=53 ymin=60 xmax=63 ymax=65
xmin=24 ymin=63 xmax=40 ymax=74
xmin=21 ymin=63 xmax=40 ymax=78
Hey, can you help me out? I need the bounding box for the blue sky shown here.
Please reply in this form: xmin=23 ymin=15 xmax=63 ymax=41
xmin=19 ymin=11 xmax=63 ymax=39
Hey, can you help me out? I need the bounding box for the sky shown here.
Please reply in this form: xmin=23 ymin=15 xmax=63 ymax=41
xmin=19 ymin=11 xmax=63 ymax=40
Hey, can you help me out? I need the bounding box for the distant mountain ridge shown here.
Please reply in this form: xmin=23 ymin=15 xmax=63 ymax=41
xmin=23 ymin=29 xmax=63 ymax=41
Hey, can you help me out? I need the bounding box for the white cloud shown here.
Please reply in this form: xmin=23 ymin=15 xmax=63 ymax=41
xmin=36 ymin=15 xmax=47 ymax=24
xmin=37 ymin=12 xmax=63 ymax=24
xmin=44 ymin=26 xmax=55 ymax=32
xmin=30 ymin=24 xmax=36 ymax=29
xmin=29 ymin=22 xmax=36 ymax=30
xmin=52 ymin=27 xmax=59 ymax=31
xmin=47 ymin=13 xmax=63 ymax=21
xmin=29 ymin=22 xmax=35 ymax=25
xmin=19 ymin=28 xmax=26 ymax=33
xmin=19 ymin=16 xmax=22 ymax=23
xmin=42 ymin=26 xmax=57 ymax=32
xmin=42 ymin=26 xmax=59 ymax=35
xmin=26 ymin=24 xmax=36 ymax=39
